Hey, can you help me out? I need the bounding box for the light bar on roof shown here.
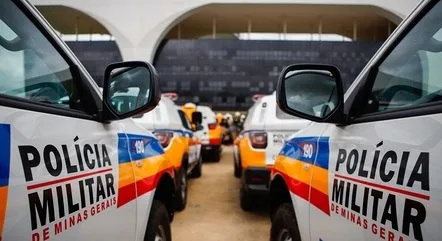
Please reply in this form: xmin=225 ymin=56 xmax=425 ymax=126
xmin=162 ymin=92 xmax=178 ymax=101
xmin=183 ymin=102 xmax=197 ymax=108
xmin=252 ymin=94 xmax=265 ymax=102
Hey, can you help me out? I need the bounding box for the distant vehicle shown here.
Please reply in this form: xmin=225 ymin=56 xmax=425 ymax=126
xmin=234 ymin=92 xmax=311 ymax=210
xmin=182 ymin=104 xmax=223 ymax=162
xmin=0 ymin=1 xmax=175 ymax=240
xmin=133 ymin=95 xmax=203 ymax=211
xmin=270 ymin=0 xmax=442 ymax=240
xmin=216 ymin=113 xmax=230 ymax=144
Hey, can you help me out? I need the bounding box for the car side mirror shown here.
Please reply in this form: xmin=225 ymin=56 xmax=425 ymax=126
xmin=101 ymin=61 xmax=161 ymax=122
xmin=191 ymin=111 xmax=203 ymax=124
xmin=276 ymin=64 xmax=345 ymax=123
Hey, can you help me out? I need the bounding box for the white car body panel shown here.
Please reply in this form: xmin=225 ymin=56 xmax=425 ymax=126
xmin=0 ymin=106 xmax=145 ymax=241
xmin=196 ymin=106 xmax=216 ymax=145
xmin=243 ymin=92 xmax=311 ymax=166
xmin=274 ymin=1 xmax=442 ymax=240
xmin=307 ymin=115 xmax=442 ymax=241
xmin=133 ymin=96 xmax=201 ymax=166
xmin=0 ymin=1 xmax=168 ymax=240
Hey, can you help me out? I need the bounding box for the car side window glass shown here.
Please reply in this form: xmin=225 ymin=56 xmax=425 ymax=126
xmin=361 ymin=2 xmax=442 ymax=115
xmin=178 ymin=110 xmax=191 ymax=130
xmin=276 ymin=105 xmax=298 ymax=120
xmin=0 ymin=1 xmax=81 ymax=110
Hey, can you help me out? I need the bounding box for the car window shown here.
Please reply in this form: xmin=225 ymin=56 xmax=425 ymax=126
xmin=177 ymin=109 xmax=191 ymax=130
xmin=275 ymin=105 xmax=298 ymax=120
xmin=361 ymin=2 xmax=442 ymax=115
xmin=0 ymin=1 xmax=81 ymax=110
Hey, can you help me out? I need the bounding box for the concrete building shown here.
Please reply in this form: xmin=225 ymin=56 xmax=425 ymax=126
xmin=31 ymin=0 xmax=421 ymax=62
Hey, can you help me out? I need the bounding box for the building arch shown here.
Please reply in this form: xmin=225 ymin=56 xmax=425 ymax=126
xmin=32 ymin=0 xmax=417 ymax=61
xmin=144 ymin=2 xmax=405 ymax=62
xmin=36 ymin=5 xmax=126 ymax=58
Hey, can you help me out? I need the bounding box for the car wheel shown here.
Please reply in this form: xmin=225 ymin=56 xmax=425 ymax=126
xmin=270 ymin=203 xmax=301 ymax=241
xmin=189 ymin=155 xmax=202 ymax=178
xmin=212 ymin=150 xmax=221 ymax=162
xmin=174 ymin=168 xmax=187 ymax=211
xmin=144 ymin=200 xmax=171 ymax=241
xmin=240 ymin=184 xmax=253 ymax=211
xmin=202 ymin=151 xmax=211 ymax=162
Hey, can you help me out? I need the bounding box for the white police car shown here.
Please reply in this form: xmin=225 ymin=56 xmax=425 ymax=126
xmin=269 ymin=0 xmax=442 ymax=240
xmin=233 ymin=92 xmax=310 ymax=211
xmin=132 ymin=94 xmax=203 ymax=211
xmin=0 ymin=1 xmax=176 ymax=240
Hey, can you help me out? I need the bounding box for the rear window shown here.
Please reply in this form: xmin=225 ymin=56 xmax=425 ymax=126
xmin=276 ymin=105 xmax=298 ymax=119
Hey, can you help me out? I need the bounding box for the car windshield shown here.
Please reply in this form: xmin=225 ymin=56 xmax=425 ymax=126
xmin=0 ymin=1 xmax=74 ymax=108
xmin=367 ymin=1 xmax=442 ymax=112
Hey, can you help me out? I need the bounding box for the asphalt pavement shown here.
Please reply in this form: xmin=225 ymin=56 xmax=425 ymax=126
xmin=172 ymin=146 xmax=270 ymax=241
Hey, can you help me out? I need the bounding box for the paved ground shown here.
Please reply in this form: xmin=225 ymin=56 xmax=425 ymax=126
xmin=172 ymin=146 xmax=270 ymax=241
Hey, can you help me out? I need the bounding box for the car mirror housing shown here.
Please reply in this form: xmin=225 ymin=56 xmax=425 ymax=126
xmin=101 ymin=61 xmax=161 ymax=122
xmin=276 ymin=64 xmax=346 ymax=123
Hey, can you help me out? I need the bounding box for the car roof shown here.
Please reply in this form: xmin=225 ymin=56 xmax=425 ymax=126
xmin=243 ymin=93 xmax=310 ymax=131
xmin=197 ymin=105 xmax=216 ymax=123
xmin=133 ymin=96 xmax=183 ymax=130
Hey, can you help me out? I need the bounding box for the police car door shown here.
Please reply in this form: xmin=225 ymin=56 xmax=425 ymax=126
xmin=0 ymin=2 xmax=136 ymax=240
xmin=312 ymin=2 xmax=442 ymax=241
xmin=178 ymin=110 xmax=198 ymax=165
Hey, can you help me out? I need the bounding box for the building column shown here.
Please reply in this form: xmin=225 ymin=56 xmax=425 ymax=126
xmin=212 ymin=17 xmax=217 ymax=39
xmin=353 ymin=19 xmax=358 ymax=41
xmin=247 ymin=19 xmax=252 ymax=39
xmin=75 ymin=16 xmax=79 ymax=41
xmin=282 ymin=19 xmax=287 ymax=40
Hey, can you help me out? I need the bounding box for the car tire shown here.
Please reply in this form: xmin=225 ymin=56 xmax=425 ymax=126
xmin=212 ymin=150 xmax=221 ymax=162
xmin=201 ymin=151 xmax=211 ymax=162
xmin=270 ymin=203 xmax=301 ymax=241
xmin=240 ymin=185 xmax=253 ymax=211
xmin=144 ymin=200 xmax=171 ymax=241
xmin=189 ymin=155 xmax=202 ymax=178
xmin=174 ymin=168 xmax=187 ymax=211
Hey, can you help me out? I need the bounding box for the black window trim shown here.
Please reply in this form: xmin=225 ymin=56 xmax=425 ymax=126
xmin=351 ymin=101 xmax=442 ymax=124
xmin=0 ymin=94 xmax=95 ymax=120
xmin=347 ymin=0 xmax=442 ymax=124
xmin=177 ymin=109 xmax=191 ymax=130
xmin=0 ymin=0 xmax=101 ymax=121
